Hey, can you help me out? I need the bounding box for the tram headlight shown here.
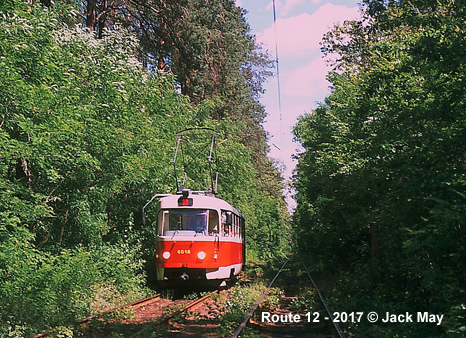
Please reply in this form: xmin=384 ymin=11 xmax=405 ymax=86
xmin=197 ymin=251 xmax=206 ymax=260
xmin=162 ymin=251 xmax=171 ymax=260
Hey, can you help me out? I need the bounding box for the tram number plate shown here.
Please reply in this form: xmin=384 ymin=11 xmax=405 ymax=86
xmin=177 ymin=249 xmax=191 ymax=254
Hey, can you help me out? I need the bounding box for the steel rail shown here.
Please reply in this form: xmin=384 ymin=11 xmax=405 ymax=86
xmin=129 ymin=290 xmax=219 ymax=338
xmin=231 ymin=256 xmax=346 ymax=338
xmin=36 ymin=291 xmax=218 ymax=338
xmin=298 ymin=257 xmax=346 ymax=338
xmin=78 ymin=293 xmax=162 ymax=324
xmin=231 ymin=259 xmax=289 ymax=338
xmin=33 ymin=294 xmax=161 ymax=338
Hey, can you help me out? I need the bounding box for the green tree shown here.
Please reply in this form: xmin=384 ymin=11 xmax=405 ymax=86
xmin=293 ymin=1 xmax=465 ymax=335
xmin=0 ymin=3 xmax=200 ymax=334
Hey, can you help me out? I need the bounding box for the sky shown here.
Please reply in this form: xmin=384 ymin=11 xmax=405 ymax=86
xmin=235 ymin=0 xmax=362 ymax=209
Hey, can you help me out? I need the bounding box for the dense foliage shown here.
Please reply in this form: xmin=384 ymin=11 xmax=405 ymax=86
xmin=0 ymin=0 xmax=289 ymax=335
xmin=293 ymin=1 xmax=465 ymax=336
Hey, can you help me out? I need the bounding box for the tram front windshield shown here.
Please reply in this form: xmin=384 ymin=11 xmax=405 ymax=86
xmin=161 ymin=210 xmax=207 ymax=235
xmin=159 ymin=209 xmax=220 ymax=236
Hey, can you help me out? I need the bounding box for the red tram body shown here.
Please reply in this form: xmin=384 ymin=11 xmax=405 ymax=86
xmin=153 ymin=189 xmax=245 ymax=286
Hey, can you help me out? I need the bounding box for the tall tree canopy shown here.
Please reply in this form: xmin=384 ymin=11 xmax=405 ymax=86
xmin=293 ymin=0 xmax=465 ymax=336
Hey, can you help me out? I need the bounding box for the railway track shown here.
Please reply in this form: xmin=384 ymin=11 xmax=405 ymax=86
xmin=35 ymin=290 xmax=224 ymax=337
xmin=232 ymin=257 xmax=346 ymax=338
xmin=77 ymin=293 xmax=163 ymax=325
xmin=34 ymin=257 xmax=344 ymax=337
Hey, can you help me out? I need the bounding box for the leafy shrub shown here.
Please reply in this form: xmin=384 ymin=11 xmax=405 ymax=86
xmin=0 ymin=239 xmax=148 ymax=336
xmin=217 ymin=282 xmax=281 ymax=336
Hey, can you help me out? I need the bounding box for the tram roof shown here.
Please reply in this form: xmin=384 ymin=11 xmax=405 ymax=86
xmin=158 ymin=192 xmax=243 ymax=218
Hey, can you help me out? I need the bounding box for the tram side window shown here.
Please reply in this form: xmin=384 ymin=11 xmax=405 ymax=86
xmin=237 ymin=215 xmax=242 ymax=238
xmin=240 ymin=217 xmax=244 ymax=239
xmin=158 ymin=211 xmax=168 ymax=236
xmin=239 ymin=216 xmax=242 ymax=237
xmin=220 ymin=211 xmax=244 ymax=238
xmin=233 ymin=214 xmax=238 ymax=237
xmin=221 ymin=211 xmax=231 ymax=236
xmin=208 ymin=210 xmax=219 ymax=235
xmin=236 ymin=214 xmax=241 ymax=238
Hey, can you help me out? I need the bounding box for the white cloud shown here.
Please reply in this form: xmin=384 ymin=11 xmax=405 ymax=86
xmin=257 ymin=3 xmax=360 ymax=56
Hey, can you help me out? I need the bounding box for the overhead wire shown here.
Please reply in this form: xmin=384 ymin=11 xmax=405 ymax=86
xmin=272 ymin=0 xmax=283 ymax=154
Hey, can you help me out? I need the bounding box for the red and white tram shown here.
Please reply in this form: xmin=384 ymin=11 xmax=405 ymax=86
xmin=146 ymin=189 xmax=245 ymax=286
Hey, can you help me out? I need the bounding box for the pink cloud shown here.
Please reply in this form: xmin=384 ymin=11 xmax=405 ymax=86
xmin=283 ymin=57 xmax=331 ymax=97
xmin=257 ymin=3 xmax=360 ymax=56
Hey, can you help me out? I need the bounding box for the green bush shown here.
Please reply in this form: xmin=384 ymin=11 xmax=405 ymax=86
xmin=0 ymin=239 xmax=148 ymax=336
